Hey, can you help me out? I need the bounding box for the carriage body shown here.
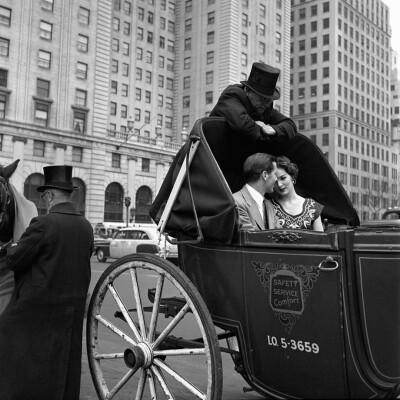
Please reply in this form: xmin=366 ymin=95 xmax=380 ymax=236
xmin=154 ymin=117 xmax=400 ymax=398
xmin=87 ymin=117 xmax=400 ymax=399
xmin=178 ymin=227 xmax=400 ymax=398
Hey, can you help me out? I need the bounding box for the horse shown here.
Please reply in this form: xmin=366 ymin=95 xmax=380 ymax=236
xmin=0 ymin=159 xmax=38 ymax=315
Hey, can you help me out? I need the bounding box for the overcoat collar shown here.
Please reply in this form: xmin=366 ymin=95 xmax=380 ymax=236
xmin=49 ymin=202 xmax=81 ymax=216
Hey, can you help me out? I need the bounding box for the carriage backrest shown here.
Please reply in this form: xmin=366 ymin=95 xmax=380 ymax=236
xmin=151 ymin=117 xmax=359 ymax=244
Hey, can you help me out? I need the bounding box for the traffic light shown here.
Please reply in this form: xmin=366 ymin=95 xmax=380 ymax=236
xmin=124 ymin=197 xmax=131 ymax=207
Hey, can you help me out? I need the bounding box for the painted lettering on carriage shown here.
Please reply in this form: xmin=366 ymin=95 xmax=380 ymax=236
xmin=267 ymin=335 xmax=320 ymax=354
xmin=270 ymin=270 xmax=304 ymax=315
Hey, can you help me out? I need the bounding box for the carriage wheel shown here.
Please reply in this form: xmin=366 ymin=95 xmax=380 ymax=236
xmin=87 ymin=254 xmax=222 ymax=400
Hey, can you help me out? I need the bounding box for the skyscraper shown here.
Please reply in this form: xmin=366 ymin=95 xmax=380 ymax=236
xmin=290 ymin=0 xmax=399 ymax=220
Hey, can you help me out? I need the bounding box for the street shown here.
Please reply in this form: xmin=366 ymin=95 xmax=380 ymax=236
xmin=80 ymin=256 xmax=265 ymax=400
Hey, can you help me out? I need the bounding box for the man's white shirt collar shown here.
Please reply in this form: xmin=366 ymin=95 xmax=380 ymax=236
xmin=245 ymin=184 xmax=265 ymax=220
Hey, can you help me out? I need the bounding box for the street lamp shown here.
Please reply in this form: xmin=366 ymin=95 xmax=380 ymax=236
xmin=124 ymin=196 xmax=131 ymax=227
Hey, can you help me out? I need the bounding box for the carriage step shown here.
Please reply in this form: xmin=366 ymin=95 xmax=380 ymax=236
xmin=147 ymin=288 xmax=188 ymax=318
xmin=114 ymin=289 xmax=187 ymax=321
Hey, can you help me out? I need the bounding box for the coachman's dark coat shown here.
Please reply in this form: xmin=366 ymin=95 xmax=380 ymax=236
xmin=0 ymin=202 xmax=93 ymax=400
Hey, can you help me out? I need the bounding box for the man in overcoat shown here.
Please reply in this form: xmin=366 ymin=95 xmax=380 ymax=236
xmin=0 ymin=165 xmax=94 ymax=400
xmin=210 ymin=62 xmax=298 ymax=144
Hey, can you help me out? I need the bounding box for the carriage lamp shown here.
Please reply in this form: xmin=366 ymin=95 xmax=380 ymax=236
xmin=124 ymin=196 xmax=131 ymax=227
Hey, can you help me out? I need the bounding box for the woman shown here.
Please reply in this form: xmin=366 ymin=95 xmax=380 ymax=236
xmin=268 ymin=156 xmax=324 ymax=232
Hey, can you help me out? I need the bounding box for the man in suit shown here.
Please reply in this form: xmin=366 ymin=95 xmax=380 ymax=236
xmin=210 ymin=62 xmax=298 ymax=144
xmin=0 ymin=165 xmax=94 ymax=400
xmin=233 ymin=153 xmax=277 ymax=231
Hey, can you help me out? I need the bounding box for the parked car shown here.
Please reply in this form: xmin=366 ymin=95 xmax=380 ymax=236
xmin=94 ymin=231 xmax=119 ymax=262
xmin=382 ymin=207 xmax=400 ymax=220
xmin=109 ymin=226 xmax=178 ymax=263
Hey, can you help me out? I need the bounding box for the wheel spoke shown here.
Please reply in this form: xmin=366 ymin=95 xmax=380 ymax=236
xmin=134 ymin=369 xmax=147 ymax=400
xmin=94 ymin=352 xmax=124 ymax=360
xmin=95 ymin=315 xmax=136 ymax=346
xmin=154 ymin=358 xmax=206 ymax=399
xmin=147 ymin=369 xmax=158 ymax=400
xmin=130 ymin=268 xmax=147 ymax=338
xmin=152 ymin=303 xmax=191 ymax=349
xmin=151 ymin=365 xmax=175 ymax=399
xmin=154 ymin=348 xmax=206 ymax=357
xmin=147 ymin=274 xmax=165 ymax=342
xmin=107 ymin=283 xmax=142 ymax=342
xmin=105 ymin=367 xmax=138 ymax=399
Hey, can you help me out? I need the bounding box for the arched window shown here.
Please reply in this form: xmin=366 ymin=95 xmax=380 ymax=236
xmin=72 ymin=178 xmax=86 ymax=216
xmin=104 ymin=182 xmax=124 ymax=222
xmin=24 ymin=173 xmax=45 ymax=215
xmin=135 ymin=186 xmax=152 ymax=223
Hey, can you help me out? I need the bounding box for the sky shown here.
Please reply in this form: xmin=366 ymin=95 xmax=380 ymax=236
xmin=383 ymin=0 xmax=400 ymax=54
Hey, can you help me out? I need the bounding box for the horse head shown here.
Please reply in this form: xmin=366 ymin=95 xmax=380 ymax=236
xmin=0 ymin=159 xmax=19 ymax=244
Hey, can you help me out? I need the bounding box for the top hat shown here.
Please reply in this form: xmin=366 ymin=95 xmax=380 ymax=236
xmin=241 ymin=62 xmax=280 ymax=100
xmin=37 ymin=165 xmax=78 ymax=192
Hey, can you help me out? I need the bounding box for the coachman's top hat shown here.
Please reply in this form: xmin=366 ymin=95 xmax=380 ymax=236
xmin=241 ymin=62 xmax=280 ymax=100
xmin=37 ymin=165 xmax=78 ymax=192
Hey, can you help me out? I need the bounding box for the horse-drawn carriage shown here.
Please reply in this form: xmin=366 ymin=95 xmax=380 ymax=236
xmin=86 ymin=117 xmax=400 ymax=399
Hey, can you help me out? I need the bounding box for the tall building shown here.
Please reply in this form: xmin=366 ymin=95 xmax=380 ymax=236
xmin=0 ymin=0 xmax=292 ymax=225
xmin=290 ymin=0 xmax=399 ymax=220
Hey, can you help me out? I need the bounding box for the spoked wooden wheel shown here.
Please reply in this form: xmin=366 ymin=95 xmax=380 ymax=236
xmin=87 ymin=254 xmax=222 ymax=399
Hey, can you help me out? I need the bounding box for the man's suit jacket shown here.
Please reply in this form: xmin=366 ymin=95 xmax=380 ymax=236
xmin=233 ymin=185 xmax=266 ymax=231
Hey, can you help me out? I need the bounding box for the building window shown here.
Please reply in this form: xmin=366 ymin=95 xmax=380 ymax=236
xmin=76 ymin=62 xmax=88 ymax=79
xmin=206 ymin=91 xmax=213 ymax=104
xmin=165 ymin=116 xmax=172 ymax=128
xmin=104 ymin=182 xmax=124 ymax=222
xmin=73 ymin=110 xmax=86 ymax=133
xmin=147 ymin=32 xmax=153 ymax=43
xmin=112 ymin=153 xmax=121 ymax=169
xmin=242 ymin=13 xmax=248 ymax=27
xmin=111 ymin=59 xmax=118 ymax=73
xmin=34 ymin=103 xmax=49 ymax=126
xmin=135 ymin=186 xmax=152 ymax=223
xmin=122 ymin=42 xmax=129 ymax=55
xmin=184 ymin=38 xmax=191 ymax=51
xmin=0 ymin=7 xmax=11 ymax=26
xmin=0 ymin=94 xmax=6 ymax=118
xmin=322 ymin=133 xmax=329 ymax=146
xmin=75 ymin=89 xmax=87 ymax=107
xmin=145 ymin=71 xmax=152 ymax=83
xmin=183 ymin=76 xmax=190 ymax=89
xmin=207 ymin=51 xmax=214 ymax=64
xmin=134 ymin=108 xmax=141 ymax=121
xmin=166 ymin=97 xmax=172 ymax=109
xmin=110 ymin=102 xmax=117 ymax=116
xmin=121 ymin=104 xmax=127 ymax=118
xmin=72 ymin=146 xmax=83 ymax=163
xmin=122 ymin=84 xmax=128 ymax=97
xmin=38 ymin=50 xmax=51 ymax=68
xmin=122 ymin=63 xmax=129 ymax=76
xmin=241 ymin=52 xmax=248 ymax=66
xmin=33 ymin=140 xmax=45 ymax=157
xmin=208 ymin=11 xmax=215 ymax=24
xmin=206 ymin=71 xmax=213 ymax=84
xmin=142 ymin=158 xmax=150 ymax=172
xmin=78 ymin=7 xmax=90 ymax=24
xmin=123 ymin=1 xmax=131 ymax=15
xmin=40 ymin=21 xmax=52 ymax=39
xmin=41 ymin=0 xmax=54 ymax=11
xmin=323 ymin=34 xmax=330 ymax=45
xmin=166 ymin=78 xmax=173 ymax=90
xmin=259 ymin=23 xmax=265 ymax=36
xmin=185 ymin=18 xmax=192 ymax=32
xmin=37 ymin=79 xmax=50 ymax=98
xmin=207 ymin=31 xmax=215 ymax=44
xmin=168 ymin=21 xmax=175 ymax=33
xmin=183 ymin=96 xmax=190 ymax=108
xmin=77 ymin=35 xmax=88 ymax=52
xmin=124 ymin=22 xmax=130 ymax=35
xmin=0 ymin=68 xmax=7 ymax=87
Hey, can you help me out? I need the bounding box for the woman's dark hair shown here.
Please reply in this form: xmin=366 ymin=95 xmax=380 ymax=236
xmin=243 ymin=153 xmax=276 ymax=183
xmin=276 ymin=156 xmax=299 ymax=180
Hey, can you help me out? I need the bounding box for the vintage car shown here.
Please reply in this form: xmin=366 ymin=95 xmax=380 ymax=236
xmin=86 ymin=117 xmax=399 ymax=400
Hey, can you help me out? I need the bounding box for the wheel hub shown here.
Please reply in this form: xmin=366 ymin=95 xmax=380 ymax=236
xmin=123 ymin=342 xmax=153 ymax=369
